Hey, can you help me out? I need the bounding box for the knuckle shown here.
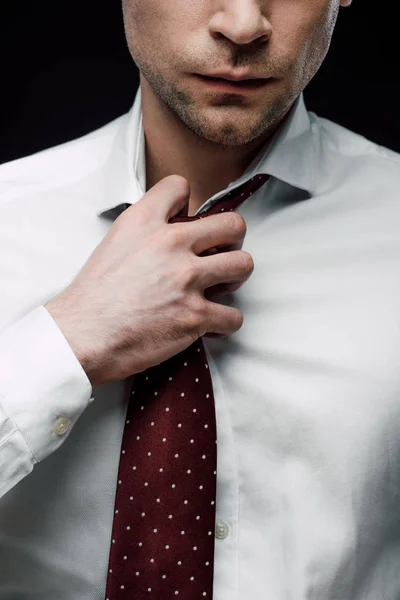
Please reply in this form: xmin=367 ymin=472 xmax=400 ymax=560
xmin=165 ymin=223 xmax=188 ymax=249
xmin=182 ymin=261 xmax=200 ymax=287
xmin=184 ymin=294 xmax=207 ymax=330
xmin=232 ymin=309 xmax=244 ymax=330
xmin=237 ymin=250 xmax=254 ymax=273
xmin=223 ymin=212 xmax=247 ymax=236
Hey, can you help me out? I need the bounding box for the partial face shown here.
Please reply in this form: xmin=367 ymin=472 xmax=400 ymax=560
xmin=122 ymin=0 xmax=342 ymax=147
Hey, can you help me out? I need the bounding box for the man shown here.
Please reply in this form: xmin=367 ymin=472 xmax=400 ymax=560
xmin=1 ymin=0 xmax=400 ymax=598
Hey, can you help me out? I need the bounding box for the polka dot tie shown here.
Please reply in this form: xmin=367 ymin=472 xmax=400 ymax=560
xmin=105 ymin=174 xmax=270 ymax=599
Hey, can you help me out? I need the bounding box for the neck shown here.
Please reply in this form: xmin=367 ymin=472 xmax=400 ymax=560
xmin=140 ymin=76 xmax=283 ymax=216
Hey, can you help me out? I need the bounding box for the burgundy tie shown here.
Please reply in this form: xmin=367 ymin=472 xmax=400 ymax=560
xmin=105 ymin=174 xmax=270 ymax=599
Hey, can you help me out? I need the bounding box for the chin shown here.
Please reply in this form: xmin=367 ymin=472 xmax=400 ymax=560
xmin=196 ymin=116 xmax=265 ymax=147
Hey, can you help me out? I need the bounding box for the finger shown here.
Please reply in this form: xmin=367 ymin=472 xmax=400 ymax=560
xmin=204 ymin=300 xmax=244 ymax=336
xmin=184 ymin=212 xmax=247 ymax=256
xmin=195 ymin=250 xmax=255 ymax=290
xmin=137 ymin=175 xmax=191 ymax=222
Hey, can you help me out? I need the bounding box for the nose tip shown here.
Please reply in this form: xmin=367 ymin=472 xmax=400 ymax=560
xmin=209 ymin=5 xmax=272 ymax=47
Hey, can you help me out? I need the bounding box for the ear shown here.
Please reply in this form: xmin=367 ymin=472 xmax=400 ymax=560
xmin=340 ymin=0 xmax=353 ymax=6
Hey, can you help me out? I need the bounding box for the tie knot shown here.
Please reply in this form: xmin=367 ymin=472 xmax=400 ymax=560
xmin=169 ymin=173 xmax=270 ymax=224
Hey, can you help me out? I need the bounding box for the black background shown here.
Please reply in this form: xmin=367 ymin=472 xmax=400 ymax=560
xmin=0 ymin=0 xmax=398 ymax=165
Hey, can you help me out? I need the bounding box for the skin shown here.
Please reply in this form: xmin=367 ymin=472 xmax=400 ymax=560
xmin=122 ymin=0 xmax=353 ymax=215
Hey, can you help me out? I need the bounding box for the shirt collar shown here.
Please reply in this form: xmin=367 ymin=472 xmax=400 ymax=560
xmin=98 ymin=86 xmax=316 ymax=218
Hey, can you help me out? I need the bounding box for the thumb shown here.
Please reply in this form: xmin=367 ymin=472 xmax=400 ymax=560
xmin=138 ymin=174 xmax=191 ymax=223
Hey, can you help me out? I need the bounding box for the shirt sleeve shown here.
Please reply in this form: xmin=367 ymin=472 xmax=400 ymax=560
xmin=0 ymin=305 xmax=94 ymax=498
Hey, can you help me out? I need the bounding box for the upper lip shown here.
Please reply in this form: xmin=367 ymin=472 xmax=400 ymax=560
xmin=201 ymin=71 xmax=268 ymax=81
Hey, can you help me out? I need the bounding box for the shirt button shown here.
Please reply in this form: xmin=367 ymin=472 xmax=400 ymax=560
xmin=53 ymin=417 xmax=71 ymax=436
xmin=215 ymin=521 xmax=229 ymax=539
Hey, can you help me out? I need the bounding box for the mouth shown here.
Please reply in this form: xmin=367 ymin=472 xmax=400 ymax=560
xmin=194 ymin=74 xmax=271 ymax=94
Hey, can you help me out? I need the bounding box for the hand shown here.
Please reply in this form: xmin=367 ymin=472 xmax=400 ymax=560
xmin=45 ymin=175 xmax=254 ymax=389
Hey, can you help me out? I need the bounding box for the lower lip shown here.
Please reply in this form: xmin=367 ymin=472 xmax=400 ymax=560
xmin=195 ymin=75 xmax=270 ymax=94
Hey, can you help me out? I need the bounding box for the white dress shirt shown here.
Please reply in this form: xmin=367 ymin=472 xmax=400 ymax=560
xmin=1 ymin=85 xmax=400 ymax=600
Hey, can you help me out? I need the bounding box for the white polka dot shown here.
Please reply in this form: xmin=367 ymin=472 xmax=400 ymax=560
xmin=199 ymin=485 xmax=203 ymax=490
xmin=112 ymin=539 xmax=115 ymax=543
xmin=197 ymin=348 xmax=201 ymax=352
xmin=123 ymin=555 xmax=127 ymax=560
xmin=184 ymin=500 xmax=188 ymax=504
xmin=195 ymin=378 xmax=199 ymax=382
xmin=141 ymin=512 xmax=145 ymax=517
xmin=133 ymin=466 xmax=137 ymax=470
xmin=181 ymin=530 xmax=185 ymax=535
xmin=190 ymin=576 xmax=195 ymax=581
xmin=118 ymin=480 xmax=122 ymax=484
xmin=109 ymin=569 xmax=112 ymax=573
xmin=156 ymin=498 xmax=161 ymax=503
xmin=144 ymin=482 xmax=149 ymax=486
xmin=166 ymin=407 xmax=170 ymax=412
xmin=154 ymin=391 xmax=158 ymax=396
xmin=187 ymin=469 xmax=191 ymax=474
xmin=175 ymin=453 xmax=179 ymax=458
xmin=172 ymin=484 xmax=176 ymax=488
xmin=206 ymin=394 xmax=210 ymax=398
xmin=126 ymin=420 xmax=130 ymax=424
xmin=180 ymin=393 xmax=185 ymax=397
xmin=115 ymin=509 xmax=118 ymax=514
xmin=205 ymin=561 xmax=210 ymax=565
xmin=165 ymin=545 xmax=170 ymax=549
xmin=175 ymin=592 xmax=179 ymax=595
xmin=121 ymin=450 xmax=126 ymax=454
xmin=169 ymin=514 xmax=173 ymax=519
xmin=139 ymin=542 xmax=143 ymax=546
xmin=162 ymin=574 xmax=167 ymax=579
xmin=126 ymin=525 xmax=131 ymax=530
xmin=148 ymin=588 xmax=152 ymax=592
xmin=160 ymin=468 xmax=164 ymax=472
xmin=211 ymin=501 xmax=215 ymax=505
xmin=162 ymin=438 xmax=167 ymax=442
xmin=204 ymin=424 xmax=209 ymax=429
xmin=121 ymin=585 xmax=125 ymax=590
xmin=154 ymin=529 xmax=158 ymax=533
xmin=150 ymin=422 xmax=155 ymax=427
xmin=177 ymin=561 xmax=182 ymax=565
xmin=193 ymin=409 xmax=197 ymax=413
xmin=203 ymin=593 xmax=207 ymax=596
xmin=140 ymin=406 xmax=144 ymax=410
xmin=196 ymin=516 xmax=200 ymax=520
xmin=178 ymin=423 xmax=182 ymax=428
xmin=148 ymin=452 xmax=152 ymax=456
xmin=202 ymin=455 xmax=206 ymax=459
xmin=150 ymin=558 xmax=154 ymax=563
xmin=184 ymin=362 xmax=187 ymax=366
xmin=168 ymin=377 xmax=172 ymax=381
xmin=130 ymin=496 xmax=133 ymax=501
xmin=193 ymin=546 xmax=198 ymax=550
xmin=136 ymin=436 xmax=140 ymax=440
xmin=190 ymin=439 xmax=194 ymax=444
xmin=136 ymin=571 xmax=139 ymax=575
xmin=208 ymin=531 xmax=212 ymax=535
